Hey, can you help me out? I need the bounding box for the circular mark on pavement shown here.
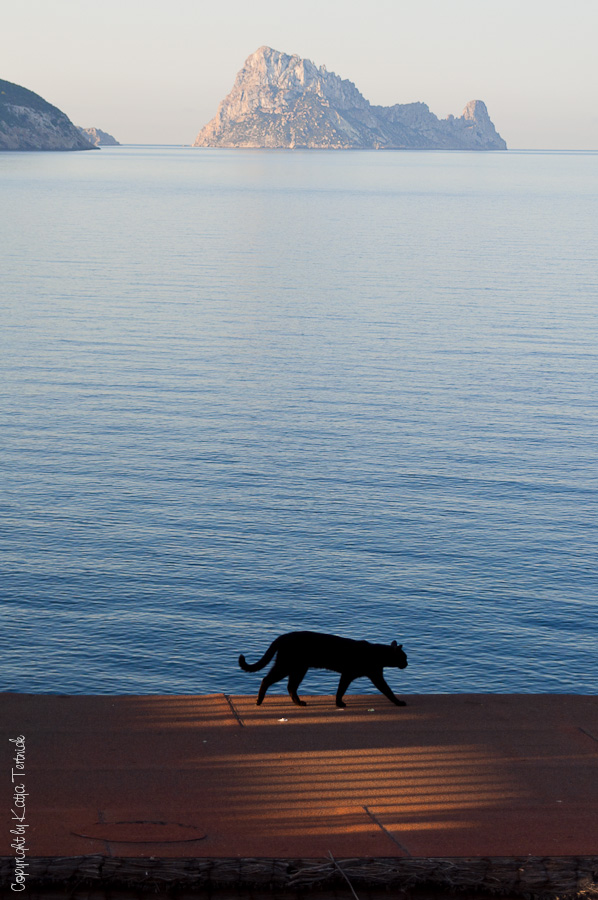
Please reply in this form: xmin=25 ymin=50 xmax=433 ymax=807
xmin=73 ymin=821 xmax=207 ymax=843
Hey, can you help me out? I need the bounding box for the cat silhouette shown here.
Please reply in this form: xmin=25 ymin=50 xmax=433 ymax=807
xmin=239 ymin=630 xmax=408 ymax=708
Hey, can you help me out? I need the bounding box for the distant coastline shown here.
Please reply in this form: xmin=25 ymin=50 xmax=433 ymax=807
xmin=77 ymin=126 xmax=120 ymax=147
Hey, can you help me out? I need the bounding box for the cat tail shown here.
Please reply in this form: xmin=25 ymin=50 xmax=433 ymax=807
xmin=239 ymin=637 xmax=280 ymax=672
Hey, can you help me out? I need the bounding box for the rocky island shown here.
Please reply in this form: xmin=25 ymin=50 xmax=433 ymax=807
xmin=0 ymin=78 xmax=94 ymax=151
xmin=77 ymin=126 xmax=120 ymax=146
xmin=194 ymin=46 xmax=507 ymax=151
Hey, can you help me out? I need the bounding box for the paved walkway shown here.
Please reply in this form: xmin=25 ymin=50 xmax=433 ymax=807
xmin=2 ymin=693 xmax=598 ymax=861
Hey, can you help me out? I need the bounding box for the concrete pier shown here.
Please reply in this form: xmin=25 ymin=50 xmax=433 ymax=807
xmin=1 ymin=693 xmax=597 ymax=895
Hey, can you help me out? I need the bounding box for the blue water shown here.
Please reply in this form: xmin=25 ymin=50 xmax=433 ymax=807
xmin=1 ymin=146 xmax=596 ymax=697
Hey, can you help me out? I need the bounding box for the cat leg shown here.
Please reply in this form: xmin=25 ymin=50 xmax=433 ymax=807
xmin=369 ymin=673 xmax=407 ymax=707
xmin=335 ymin=673 xmax=356 ymax=708
xmin=256 ymin=663 xmax=288 ymax=705
xmin=287 ymin=667 xmax=308 ymax=706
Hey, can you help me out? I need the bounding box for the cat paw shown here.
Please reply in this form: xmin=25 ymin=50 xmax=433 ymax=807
xmin=336 ymin=701 xmax=347 ymax=709
xmin=394 ymin=699 xmax=407 ymax=707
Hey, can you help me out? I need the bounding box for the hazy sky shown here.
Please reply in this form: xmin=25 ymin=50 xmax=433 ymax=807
xmin=2 ymin=0 xmax=597 ymax=149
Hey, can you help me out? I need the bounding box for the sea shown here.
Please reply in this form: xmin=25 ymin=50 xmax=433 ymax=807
xmin=1 ymin=146 xmax=596 ymax=698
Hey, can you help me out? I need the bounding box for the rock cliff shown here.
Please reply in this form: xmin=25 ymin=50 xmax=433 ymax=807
xmin=0 ymin=78 xmax=94 ymax=151
xmin=194 ymin=47 xmax=506 ymax=150
xmin=77 ymin=126 xmax=120 ymax=147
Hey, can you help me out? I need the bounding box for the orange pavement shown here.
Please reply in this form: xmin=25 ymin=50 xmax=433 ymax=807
xmin=2 ymin=693 xmax=598 ymax=862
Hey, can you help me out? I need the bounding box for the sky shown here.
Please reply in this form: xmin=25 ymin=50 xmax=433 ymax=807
xmin=1 ymin=0 xmax=597 ymax=149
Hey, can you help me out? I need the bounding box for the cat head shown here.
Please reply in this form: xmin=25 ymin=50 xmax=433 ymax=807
xmin=391 ymin=640 xmax=408 ymax=669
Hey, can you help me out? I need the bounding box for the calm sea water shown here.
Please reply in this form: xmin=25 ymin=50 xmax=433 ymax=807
xmin=1 ymin=146 xmax=596 ymax=697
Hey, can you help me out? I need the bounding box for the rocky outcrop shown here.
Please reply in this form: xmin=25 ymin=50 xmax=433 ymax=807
xmin=194 ymin=47 xmax=507 ymax=150
xmin=78 ymin=126 xmax=120 ymax=146
xmin=0 ymin=78 xmax=94 ymax=151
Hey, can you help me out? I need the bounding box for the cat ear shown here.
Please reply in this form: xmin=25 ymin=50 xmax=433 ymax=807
xmin=391 ymin=640 xmax=397 ymax=648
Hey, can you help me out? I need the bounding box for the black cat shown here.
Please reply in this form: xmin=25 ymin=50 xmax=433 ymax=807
xmin=239 ymin=630 xmax=408 ymax=708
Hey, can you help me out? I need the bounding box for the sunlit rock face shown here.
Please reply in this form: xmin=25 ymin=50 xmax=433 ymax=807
xmin=0 ymin=78 xmax=94 ymax=151
xmin=78 ymin=127 xmax=120 ymax=147
xmin=193 ymin=47 xmax=507 ymax=150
